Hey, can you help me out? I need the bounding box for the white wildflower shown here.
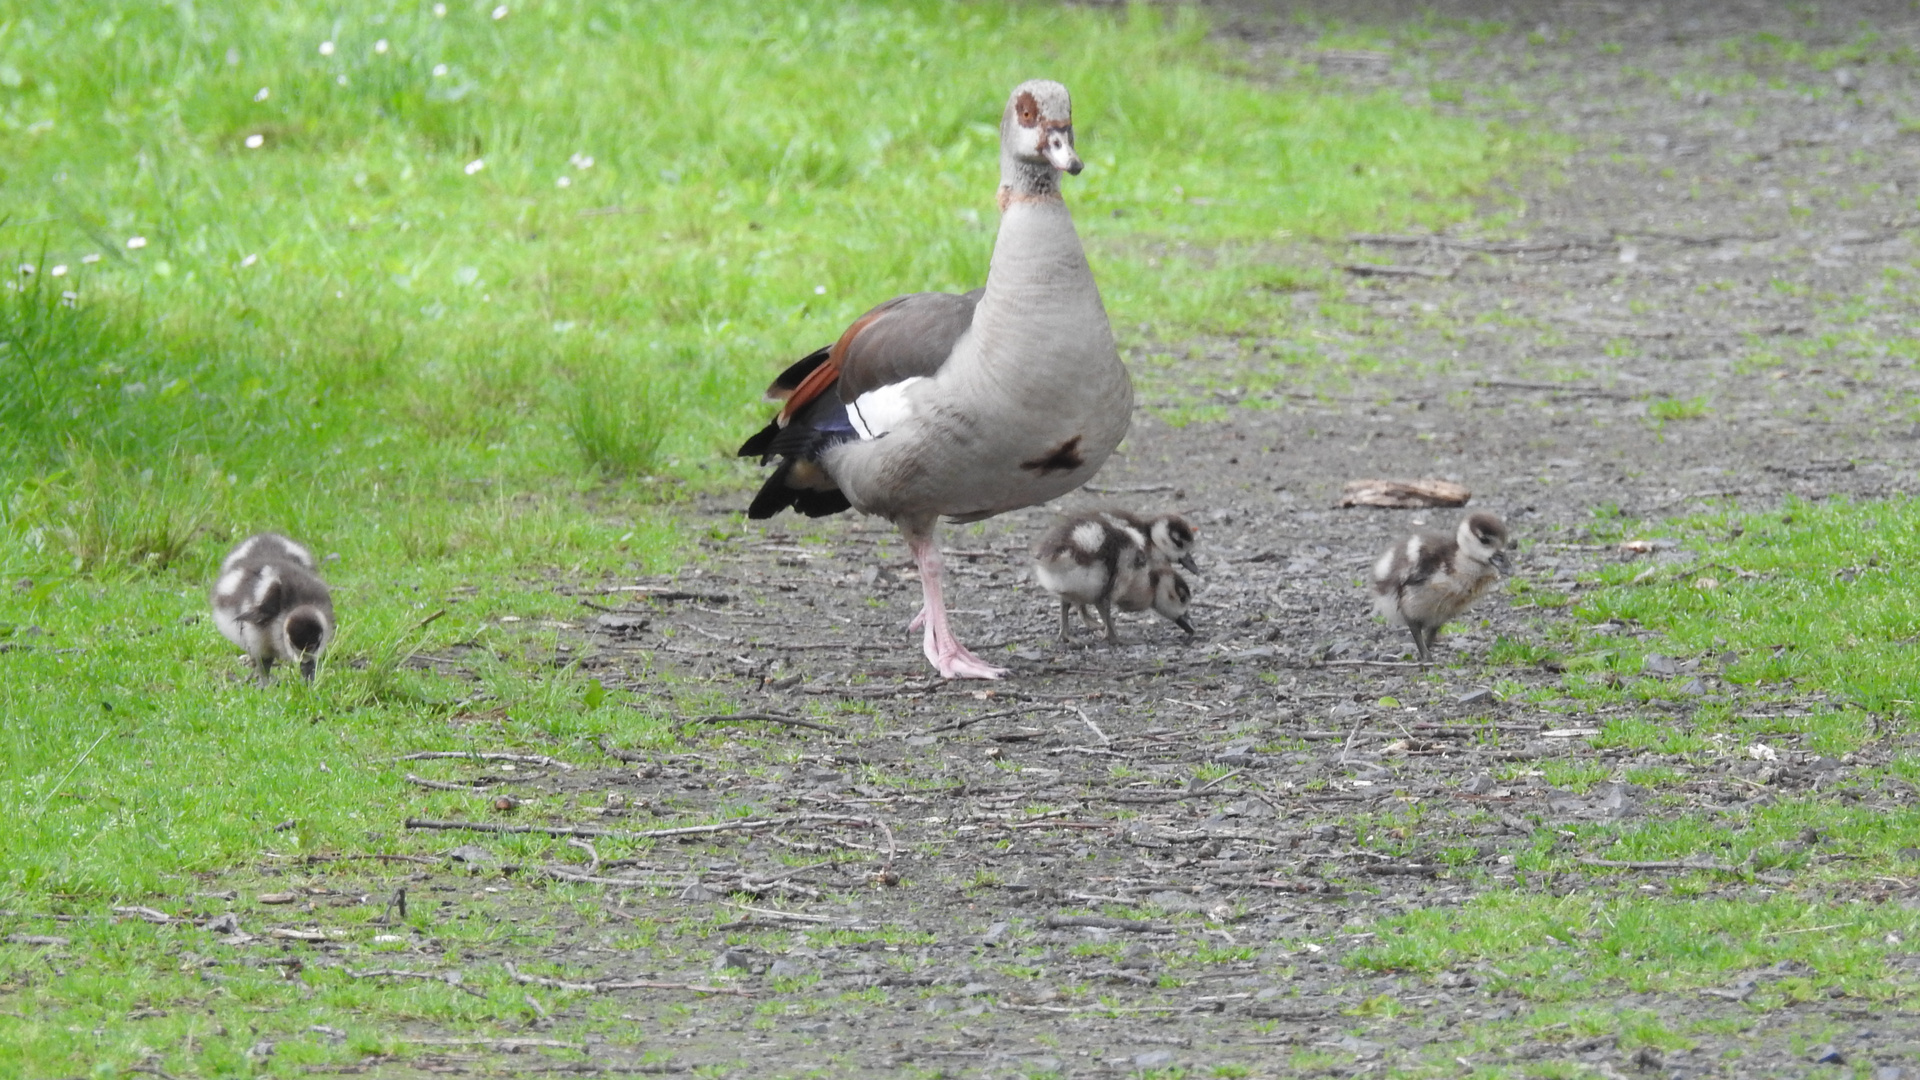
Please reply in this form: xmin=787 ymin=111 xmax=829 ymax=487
xmin=491 ymin=4 xmax=508 ymax=18
xmin=374 ymin=39 xmax=389 ymax=54
xmin=433 ymin=2 xmax=446 ymax=14
xmin=318 ymin=40 xmax=335 ymax=56
xmin=555 ymin=176 xmax=571 ymax=188
xmin=813 ymin=285 xmax=826 ymax=295
xmin=81 ymin=253 xmax=101 ymax=264
xmin=126 ymin=236 xmax=147 ymax=250
xmin=464 ymin=158 xmax=484 ymax=175
xmin=50 ymin=265 xmax=67 ymax=277
xmin=17 ymin=264 xmax=33 ymax=276
xmin=568 ymin=152 xmax=594 ymax=170
xmin=240 ymin=254 xmax=259 ymax=268
xmin=432 ymin=63 xmax=448 ymax=76
xmin=254 ymin=86 xmax=270 ymax=102
xmin=244 ymin=134 xmax=264 ymax=149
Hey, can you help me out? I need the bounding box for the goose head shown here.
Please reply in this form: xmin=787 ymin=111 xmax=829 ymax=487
xmin=1458 ymin=512 xmax=1512 ymax=575
xmin=1002 ymin=79 xmax=1081 ymax=176
xmin=1151 ymin=569 xmax=1195 ymax=635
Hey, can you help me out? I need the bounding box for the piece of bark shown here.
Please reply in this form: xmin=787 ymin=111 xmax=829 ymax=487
xmin=1338 ymin=478 xmax=1471 ymax=509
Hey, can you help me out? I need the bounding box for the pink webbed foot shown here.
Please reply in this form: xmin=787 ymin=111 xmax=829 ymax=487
xmin=921 ymin=623 xmax=1008 ymax=680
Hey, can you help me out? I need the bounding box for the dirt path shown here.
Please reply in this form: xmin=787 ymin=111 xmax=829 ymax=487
xmin=323 ymin=5 xmax=1920 ymax=1076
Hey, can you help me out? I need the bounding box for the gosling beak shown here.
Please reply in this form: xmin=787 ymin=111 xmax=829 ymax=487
xmin=1044 ymin=128 xmax=1082 ymax=175
xmin=1492 ymin=550 xmax=1514 ymax=575
xmin=1179 ymin=553 xmax=1201 ymax=575
xmin=1175 ymin=615 xmax=1196 ymax=635
xmin=300 ymin=657 xmax=318 ymax=682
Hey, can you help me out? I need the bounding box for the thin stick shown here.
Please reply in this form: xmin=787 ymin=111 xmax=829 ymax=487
xmin=405 ymin=817 xmax=781 ymax=842
xmin=1072 ymin=705 xmax=1111 ymax=746
xmin=1577 ymin=857 xmax=1739 ymax=873
xmin=405 ymin=773 xmax=490 ymax=792
xmin=34 ymin=725 xmax=115 ymax=816
xmin=687 ymin=713 xmax=841 ymax=735
xmin=345 ymin=966 xmax=485 ymax=998
xmin=922 ymin=705 xmax=1063 ymax=735
xmin=395 ymin=751 xmax=573 ymax=771
xmin=504 ymin=961 xmax=751 ymax=997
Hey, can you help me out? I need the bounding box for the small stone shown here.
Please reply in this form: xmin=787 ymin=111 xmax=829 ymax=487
xmin=1133 ymin=1050 xmax=1176 ymax=1069
xmin=713 ymin=948 xmax=752 ymax=972
xmin=1213 ymin=743 xmax=1257 ymax=767
xmin=1334 ymin=1035 xmax=1383 ymax=1059
xmin=246 ymin=1041 xmax=276 ymax=1061
xmin=1807 ymin=1044 xmax=1845 ymax=1065
xmin=1874 ymin=1066 xmax=1905 ymax=1080
xmin=681 ymin=883 xmax=722 ymax=902
xmin=1456 ymin=687 xmax=1493 ymax=706
xmin=1642 ymin=653 xmax=1678 ymax=677
xmin=1462 ymin=771 xmax=1496 ymax=795
xmin=447 ymin=844 xmax=494 ymax=865
xmin=768 ymin=958 xmax=808 ymax=979
xmin=594 ymin=613 xmax=648 ymax=634
xmin=959 ymin=982 xmax=995 ymax=997
xmin=1834 ymin=68 xmax=1858 ymax=91
xmin=258 ymin=892 xmax=297 ymax=905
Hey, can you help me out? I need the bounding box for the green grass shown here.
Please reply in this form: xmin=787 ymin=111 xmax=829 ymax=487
xmin=1573 ymin=496 xmax=1920 ymax=720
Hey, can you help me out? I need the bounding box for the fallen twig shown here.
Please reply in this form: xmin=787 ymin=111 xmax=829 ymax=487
xmin=344 ymin=966 xmax=486 ymax=999
xmin=504 ymin=961 xmax=751 ymax=997
xmin=395 ymin=751 xmax=573 ymax=771
xmin=405 ymin=817 xmax=782 ymax=842
xmin=1044 ymin=914 xmax=1174 ymax=934
xmin=687 ymin=712 xmax=841 ymax=735
xmin=404 ymin=773 xmax=493 ymax=792
xmin=1577 ymin=857 xmax=1740 ymax=873
xmin=1341 ymin=261 xmax=1456 ymax=280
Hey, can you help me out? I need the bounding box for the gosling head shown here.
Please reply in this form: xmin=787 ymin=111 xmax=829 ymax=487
xmin=279 ymin=604 xmax=334 ymax=682
xmin=1150 ymin=569 xmax=1195 ymax=636
xmin=1148 ymin=514 xmax=1202 ymax=575
xmin=1457 ymin=512 xmax=1512 ymax=575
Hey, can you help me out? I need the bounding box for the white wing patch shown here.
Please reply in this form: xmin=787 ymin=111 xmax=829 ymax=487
xmin=250 ymin=566 xmax=280 ymax=608
xmin=1070 ymin=521 xmax=1107 ymax=553
xmin=221 ymin=536 xmax=260 ymax=572
xmin=1372 ymin=549 xmax=1395 ymax=583
xmin=847 ymin=377 xmax=924 ymax=441
xmin=215 ymin=569 xmax=247 ymax=600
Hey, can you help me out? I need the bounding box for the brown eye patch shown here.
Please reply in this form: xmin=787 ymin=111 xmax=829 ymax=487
xmin=1015 ymin=91 xmax=1040 ymax=128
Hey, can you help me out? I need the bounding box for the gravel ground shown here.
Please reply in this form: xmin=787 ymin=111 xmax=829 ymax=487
xmin=296 ymin=3 xmax=1920 ymax=1076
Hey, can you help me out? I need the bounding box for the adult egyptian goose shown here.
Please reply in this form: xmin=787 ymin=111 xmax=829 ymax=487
xmin=738 ymin=79 xmax=1132 ymax=679
xmin=1370 ymin=512 xmax=1511 ymax=663
xmin=211 ymin=532 xmax=336 ymax=683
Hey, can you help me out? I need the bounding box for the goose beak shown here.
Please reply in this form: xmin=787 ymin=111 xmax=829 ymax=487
xmin=1179 ymin=553 xmax=1201 ymax=575
xmin=1044 ymin=128 xmax=1082 ymax=175
xmin=1492 ymin=550 xmax=1514 ymax=575
xmin=1175 ymin=615 xmax=1195 ymax=635
xmin=300 ymin=657 xmax=318 ymax=681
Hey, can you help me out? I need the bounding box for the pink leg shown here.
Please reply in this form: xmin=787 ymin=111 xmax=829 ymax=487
xmin=906 ymin=530 xmax=1006 ymax=680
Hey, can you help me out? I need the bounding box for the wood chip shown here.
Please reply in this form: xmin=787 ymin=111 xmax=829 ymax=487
xmin=1337 ymin=478 xmax=1471 ymax=509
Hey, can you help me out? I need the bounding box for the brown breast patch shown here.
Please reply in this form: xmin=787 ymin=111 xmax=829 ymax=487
xmin=1021 ymin=435 xmax=1085 ymax=475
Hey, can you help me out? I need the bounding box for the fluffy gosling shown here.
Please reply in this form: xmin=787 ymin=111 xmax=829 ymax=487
xmin=1104 ymin=510 xmax=1202 ymax=574
xmin=211 ymin=532 xmax=335 ymax=684
xmin=1034 ymin=512 xmax=1196 ymax=643
xmin=1370 ymin=512 xmax=1511 ymax=663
